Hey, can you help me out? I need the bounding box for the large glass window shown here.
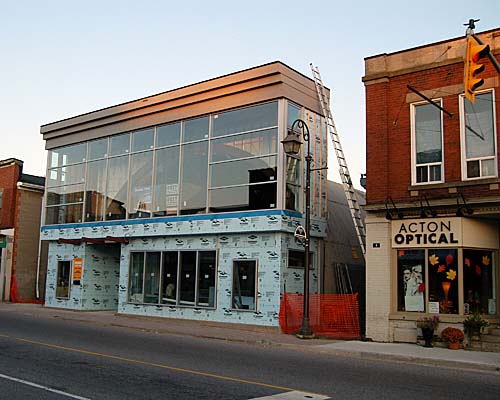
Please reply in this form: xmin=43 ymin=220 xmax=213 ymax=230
xmin=129 ymin=253 xmax=144 ymax=303
xmin=462 ymin=91 xmax=497 ymax=179
xmin=232 ymin=260 xmax=257 ymax=311
xmin=105 ymin=155 xmax=129 ymax=220
xmin=129 ymin=251 xmax=216 ymax=308
xmin=47 ymin=164 xmax=85 ymax=187
xmin=463 ymin=249 xmax=495 ymax=315
xmin=47 ymin=184 xmax=84 ymax=206
xmin=45 ymin=204 xmax=83 ymax=224
xmin=211 ymin=129 xmax=277 ymax=162
xmin=88 ymin=138 xmax=108 ymax=160
xmin=157 ymin=122 xmax=181 ymax=147
xmin=85 ymin=160 xmax=106 ymax=222
xmin=49 ymin=143 xmax=86 ymax=168
xmin=412 ymin=101 xmax=443 ymax=184
xmin=285 ymin=156 xmax=301 ymax=211
xmin=180 ymin=141 xmax=208 ymax=214
xmin=397 ymin=250 xmax=426 ymax=312
xmin=213 ymin=102 xmax=278 ymax=137
xmin=210 ymin=156 xmax=276 ymax=187
xmin=428 ymin=249 xmax=459 ymax=314
xmin=144 ymin=252 xmax=161 ymax=304
xmin=110 ymin=133 xmax=130 ymax=156
xmin=209 ymin=184 xmax=276 ymax=212
xmin=183 ymin=116 xmax=209 ymax=143
xmin=153 ymin=146 xmax=180 ymax=217
xmin=56 ymin=261 xmax=71 ymax=299
xmin=132 ymin=128 xmax=155 ymax=153
xmin=128 ymin=151 xmax=153 ymax=219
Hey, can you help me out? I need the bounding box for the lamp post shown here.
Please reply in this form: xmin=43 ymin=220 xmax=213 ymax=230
xmin=282 ymin=118 xmax=313 ymax=338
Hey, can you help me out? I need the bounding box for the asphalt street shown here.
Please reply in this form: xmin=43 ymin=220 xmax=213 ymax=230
xmin=0 ymin=306 xmax=499 ymax=399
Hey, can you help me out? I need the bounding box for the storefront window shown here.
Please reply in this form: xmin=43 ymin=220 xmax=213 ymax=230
xmin=397 ymin=250 xmax=426 ymax=312
xmin=56 ymin=261 xmax=71 ymax=299
xmin=179 ymin=252 xmax=196 ymax=304
xmin=129 ymin=253 xmax=144 ymax=303
xmin=463 ymin=249 xmax=495 ymax=314
xmin=428 ymin=249 xmax=458 ymax=314
xmin=161 ymin=252 xmax=178 ymax=304
xmin=144 ymin=252 xmax=160 ymax=304
xmin=232 ymin=260 xmax=257 ymax=311
xmin=198 ymin=252 xmax=216 ymax=307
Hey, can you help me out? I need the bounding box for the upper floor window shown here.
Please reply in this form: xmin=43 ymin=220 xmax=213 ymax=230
xmin=461 ymin=91 xmax=497 ymax=180
xmin=411 ymin=101 xmax=443 ymax=184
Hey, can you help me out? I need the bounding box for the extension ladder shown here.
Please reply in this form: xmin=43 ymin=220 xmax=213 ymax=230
xmin=310 ymin=64 xmax=366 ymax=256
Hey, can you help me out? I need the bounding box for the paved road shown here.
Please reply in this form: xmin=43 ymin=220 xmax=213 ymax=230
xmin=0 ymin=307 xmax=499 ymax=399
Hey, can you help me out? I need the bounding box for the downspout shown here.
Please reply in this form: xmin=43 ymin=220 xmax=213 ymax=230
xmin=35 ymin=188 xmax=46 ymax=300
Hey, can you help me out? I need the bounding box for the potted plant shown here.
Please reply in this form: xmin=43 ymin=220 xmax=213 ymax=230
xmin=441 ymin=327 xmax=464 ymax=350
xmin=416 ymin=316 xmax=440 ymax=347
xmin=463 ymin=311 xmax=489 ymax=339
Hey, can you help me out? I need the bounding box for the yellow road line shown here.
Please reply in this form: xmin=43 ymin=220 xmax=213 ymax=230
xmin=2 ymin=335 xmax=327 ymax=396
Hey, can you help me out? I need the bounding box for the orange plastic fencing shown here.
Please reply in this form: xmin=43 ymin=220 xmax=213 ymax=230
xmin=279 ymin=292 xmax=360 ymax=339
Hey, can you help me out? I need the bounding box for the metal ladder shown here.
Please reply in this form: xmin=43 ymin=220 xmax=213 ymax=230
xmin=310 ymin=64 xmax=366 ymax=256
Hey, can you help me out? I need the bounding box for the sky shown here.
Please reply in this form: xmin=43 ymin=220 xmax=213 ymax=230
xmin=1 ymin=1 xmax=499 ymax=189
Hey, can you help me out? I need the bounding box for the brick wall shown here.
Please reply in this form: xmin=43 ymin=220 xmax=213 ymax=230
xmin=365 ymin=43 xmax=500 ymax=205
xmin=0 ymin=161 xmax=21 ymax=229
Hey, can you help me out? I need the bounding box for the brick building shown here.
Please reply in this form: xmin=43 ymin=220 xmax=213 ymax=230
xmin=0 ymin=159 xmax=47 ymax=302
xmin=363 ymin=29 xmax=500 ymax=342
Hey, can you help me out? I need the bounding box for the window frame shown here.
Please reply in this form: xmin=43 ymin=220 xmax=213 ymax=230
xmin=56 ymin=260 xmax=72 ymax=299
xmin=410 ymin=99 xmax=445 ymax=185
xmin=459 ymin=89 xmax=498 ymax=181
xmin=231 ymin=259 xmax=258 ymax=311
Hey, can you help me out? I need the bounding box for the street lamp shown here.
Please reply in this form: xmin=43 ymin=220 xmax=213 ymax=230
xmin=282 ymin=118 xmax=313 ymax=338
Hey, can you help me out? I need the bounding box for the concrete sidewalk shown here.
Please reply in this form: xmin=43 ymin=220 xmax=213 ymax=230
xmin=3 ymin=303 xmax=500 ymax=372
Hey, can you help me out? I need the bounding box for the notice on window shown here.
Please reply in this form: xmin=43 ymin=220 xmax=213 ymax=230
xmin=73 ymin=257 xmax=83 ymax=284
xmin=429 ymin=301 xmax=440 ymax=314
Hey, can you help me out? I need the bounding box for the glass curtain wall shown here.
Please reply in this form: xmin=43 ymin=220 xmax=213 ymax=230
xmin=46 ymin=100 xmax=326 ymax=224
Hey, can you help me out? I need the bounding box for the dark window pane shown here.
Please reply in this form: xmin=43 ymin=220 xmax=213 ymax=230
xmin=429 ymin=165 xmax=441 ymax=182
xmin=56 ymin=261 xmax=71 ymax=298
xmin=210 ymin=156 xmax=276 ymax=187
xmin=397 ymin=250 xmax=426 ymax=312
xmin=88 ymin=138 xmax=108 ymax=160
xmin=232 ymin=260 xmax=256 ymax=310
xmin=416 ymin=166 xmax=428 ymax=183
xmin=463 ymin=249 xmax=494 ymax=315
xmin=132 ymin=128 xmax=155 ymax=152
xmin=129 ymin=253 xmax=144 ymax=302
xmin=467 ymin=160 xmax=480 ymax=178
xmin=85 ymin=160 xmax=107 ymax=222
xmin=45 ymin=204 xmax=83 ymax=224
xmin=110 ymin=133 xmax=130 ymax=156
xmin=213 ymin=102 xmax=278 ymax=137
xmin=428 ymin=249 xmax=458 ymax=314
xmin=157 ymin=122 xmax=181 ymax=147
xmin=209 ymin=183 xmax=276 ymax=212
xmin=153 ymin=146 xmax=180 ymax=216
xmin=183 ymin=116 xmax=209 ymax=142
xmin=144 ymin=252 xmax=160 ymax=304
xmin=105 ymin=155 xmax=129 ymax=220
xmin=180 ymin=141 xmax=208 ymax=214
xmin=162 ymin=252 xmax=178 ymax=304
xmin=198 ymin=251 xmax=216 ymax=307
xmin=180 ymin=252 xmax=196 ymax=304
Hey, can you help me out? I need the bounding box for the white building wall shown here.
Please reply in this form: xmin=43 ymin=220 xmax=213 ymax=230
xmin=365 ymin=214 xmax=392 ymax=342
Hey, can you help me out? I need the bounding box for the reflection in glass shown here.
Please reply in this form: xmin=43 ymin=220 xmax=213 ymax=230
xmin=47 ymin=184 xmax=84 ymax=206
xmin=45 ymin=204 xmax=83 ymax=224
xmin=88 ymin=138 xmax=108 ymax=160
xmin=157 ymin=122 xmax=181 ymax=147
xmin=105 ymin=155 xmax=129 ymax=220
xmin=110 ymin=133 xmax=130 ymax=156
xmin=144 ymin=252 xmax=161 ymax=304
xmin=287 ymin=103 xmax=301 ymax=128
xmin=210 ymin=129 xmax=277 ymax=162
xmin=213 ymin=102 xmax=278 ymax=137
xmin=183 ymin=116 xmax=209 ymax=142
xmin=49 ymin=143 xmax=86 ymax=168
xmin=129 ymin=253 xmax=144 ymax=302
xmin=209 ymin=183 xmax=276 ymax=212
xmin=128 ymin=152 xmax=153 ymax=219
xmin=47 ymin=164 xmax=85 ymax=187
xmin=465 ymin=92 xmax=494 ymax=158
xmin=210 ymin=156 xmax=276 ymax=187
xmin=162 ymin=252 xmax=178 ymax=304
xmin=198 ymin=252 xmax=216 ymax=307
xmin=132 ymin=128 xmax=154 ymax=152
xmin=180 ymin=141 xmax=208 ymax=214
xmin=415 ymin=103 xmax=442 ymax=164
xmin=232 ymin=260 xmax=256 ymax=310
xmin=285 ymin=156 xmax=300 ymax=211
xmin=180 ymin=252 xmax=196 ymax=304
xmin=153 ymin=146 xmax=180 ymax=216
xmin=85 ymin=160 xmax=107 ymax=222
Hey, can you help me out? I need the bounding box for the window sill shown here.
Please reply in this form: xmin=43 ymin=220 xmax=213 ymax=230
xmin=408 ymin=177 xmax=500 ymax=191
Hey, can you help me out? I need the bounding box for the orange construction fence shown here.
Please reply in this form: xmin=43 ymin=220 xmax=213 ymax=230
xmin=9 ymin=275 xmax=43 ymax=304
xmin=279 ymin=292 xmax=360 ymax=339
